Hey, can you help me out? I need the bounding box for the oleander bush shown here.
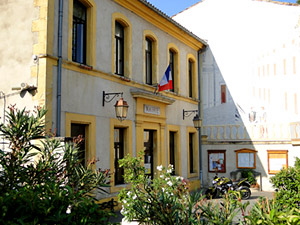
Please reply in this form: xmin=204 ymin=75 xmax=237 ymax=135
xmin=118 ymin=154 xmax=252 ymax=225
xmin=118 ymin=154 xmax=300 ymax=225
xmin=118 ymin=153 xmax=205 ymax=225
xmin=0 ymin=106 xmax=112 ymax=224
xmin=198 ymin=191 xmax=250 ymax=225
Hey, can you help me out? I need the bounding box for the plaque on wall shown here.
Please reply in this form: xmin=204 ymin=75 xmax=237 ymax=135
xmin=144 ymin=104 xmax=160 ymax=115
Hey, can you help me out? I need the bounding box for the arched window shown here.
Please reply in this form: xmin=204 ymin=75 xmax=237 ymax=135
xmin=168 ymin=43 xmax=180 ymax=93
xmin=169 ymin=49 xmax=176 ymax=92
xmin=69 ymin=0 xmax=96 ymax=66
xmin=187 ymin=54 xmax=197 ymax=98
xmin=145 ymin=37 xmax=152 ymax=85
xmin=112 ymin=13 xmax=132 ymax=78
xmin=115 ymin=21 xmax=124 ymax=75
xmin=72 ymin=0 xmax=87 ymax=64
xmin=144 ymin=31 xmax=158 ymax=85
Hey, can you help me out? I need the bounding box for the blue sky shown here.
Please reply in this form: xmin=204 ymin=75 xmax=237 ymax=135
xmin=147 ymin=0 xmax=298 ymax=17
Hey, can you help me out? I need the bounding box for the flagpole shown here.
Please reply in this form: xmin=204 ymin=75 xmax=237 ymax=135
xmin=154 ymin=84 xmax=158 ymax=94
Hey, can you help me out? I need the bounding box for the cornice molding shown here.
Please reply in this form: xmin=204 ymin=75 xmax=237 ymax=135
xmin=130 ymin=89 xmax=175 ymax=105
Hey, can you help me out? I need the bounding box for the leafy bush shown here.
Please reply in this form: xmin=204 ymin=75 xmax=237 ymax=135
xmin=245 ymin=157 xmax=300 ymax=224
xmin=118 ymin=153 xmax=204 ymax=225
xmin=240 ymin=169 xmax=256 ymax=185
xmin=0 ymin=106 xmax=112 ymax=224
xmin=199 ymin=191 xmax=250 ymax=225
xmin=270 ymin=157 xmax=300 ymax=210
xmin=246 ymin=197 xmax=300 ymax=225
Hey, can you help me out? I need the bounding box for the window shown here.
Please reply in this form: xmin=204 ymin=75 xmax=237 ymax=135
xmin=187 ymin=128 xmax=198 ymax=178
xmin=208 ymin=150 xmax=226 ymax=173
xmin=188 ymin=60 xmax=193 ymax=98
xmin=112 ymin=13 xmax=132 ymax=78
xmin=167 ymin=125 xmax=181 ymax=176
xmin=145 ymin=38 xmax=153 ymax=85
xmin=167 ymin=44 xmax=179 ymax=93
xmin=169 ymin=50 xmax=175 ymax=92
xmin=235 ymin=149 xmax=257 ymax=169
xmin=71 ymin=123 xmax=87 ymax=167
xmin=221 ymin=84 xmax=226 ymax=104
xmin=115 ymin=21 xmax=124 ymax=75
xmin=110 ymin=118 xmax=132 ymax=192
xmin=189 ymin=133 xmax=194 ymax=173
xmin=144 ymin=31 xmax=158 ymax=85
xmin=65 ymin=113 xmax=96 ymax=170
xmin=189 ymin=133 xmax=195 ymax=173
xmin=187 ymin=56 xmax=196 ymax=98
xmin=72 ymin=0 xmax=87 ymax=64
xmin=169 ymin=131 xmax=176 ymax=175
xmin=267 ymin=150 xmax=288 ymax=174
xmin=114 ymin=128 xmax=124 ymax=185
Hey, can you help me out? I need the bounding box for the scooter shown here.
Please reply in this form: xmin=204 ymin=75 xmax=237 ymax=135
xmin=205 ymin=175 xmax=251 ymax=200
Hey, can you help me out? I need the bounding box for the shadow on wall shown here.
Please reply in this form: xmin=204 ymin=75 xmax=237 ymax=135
xmin=200 ymin=47 xmax=283 ymax=190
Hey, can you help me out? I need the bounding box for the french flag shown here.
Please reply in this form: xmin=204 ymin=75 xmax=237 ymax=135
xmin=158 ymin=65 xmax=173 ymax=92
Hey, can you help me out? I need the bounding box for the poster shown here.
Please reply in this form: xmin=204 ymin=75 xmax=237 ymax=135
xmin=208 ymin=150 xmax=226 ymax=173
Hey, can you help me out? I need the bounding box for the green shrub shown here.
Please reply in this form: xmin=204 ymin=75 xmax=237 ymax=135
xmin=0 ymin=106 xmax=112 ymax=224
xmin=240 ymin=169 xmax=256 ymax=185
xmin=199 ymin=191 xmax=250 ymax=225
xmin=246 ymin=197 xmax=300 ymax=225
xmin=270 ymin=157 xmax=300 ymax=210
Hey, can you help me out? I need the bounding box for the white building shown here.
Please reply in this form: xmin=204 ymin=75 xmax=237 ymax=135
xmin=174 ymin=0 xmax=300 ymax=190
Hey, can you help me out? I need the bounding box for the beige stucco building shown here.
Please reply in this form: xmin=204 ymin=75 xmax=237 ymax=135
xmin=0 ymin=0 xmax=207 ymax=201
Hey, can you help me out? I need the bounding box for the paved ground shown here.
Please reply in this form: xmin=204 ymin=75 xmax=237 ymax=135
xmin=109 ymin=190 xmax=275 ymax=224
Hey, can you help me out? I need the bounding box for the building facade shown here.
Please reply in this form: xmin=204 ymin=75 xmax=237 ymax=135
xmin=0 ymin=0 xmax=206 ymax=200
xmin=174 ymin=0 xmax=300 ymax=190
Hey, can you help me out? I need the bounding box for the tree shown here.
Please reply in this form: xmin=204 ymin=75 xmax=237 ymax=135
xmin=0 ymin=106 xmax=112 ymax=224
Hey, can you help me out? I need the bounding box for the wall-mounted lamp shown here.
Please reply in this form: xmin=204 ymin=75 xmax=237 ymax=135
xmin=103 ymin=91 xmax=129 ymax=122
xmin=183 ymin=109 xmax=202 ymax=129
xmin=12 ymin=83 xmax=37 ymax=96
xmin=192 ymin=114 xmax=202 ymax=130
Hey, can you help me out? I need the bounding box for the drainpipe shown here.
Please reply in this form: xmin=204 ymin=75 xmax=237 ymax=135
xmin=57 ymin=0 xmax=63 ymax=136
xmin=197 ymin=47 xmax=206 ymax=188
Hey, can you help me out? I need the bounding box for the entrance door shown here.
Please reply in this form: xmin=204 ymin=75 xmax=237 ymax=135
xmin=144 ymin=130 xmax=154 ymax=179
xmin=71 ymin=123 xmax=86 ymax=167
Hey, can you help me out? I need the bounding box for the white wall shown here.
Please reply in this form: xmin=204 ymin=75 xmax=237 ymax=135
xmin=174 ymin=0 xmax=300 ymax=190
xmin=174 ymin=0 xmax=300 ymax=125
